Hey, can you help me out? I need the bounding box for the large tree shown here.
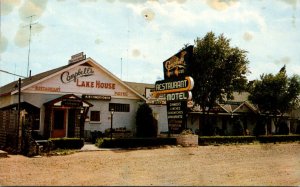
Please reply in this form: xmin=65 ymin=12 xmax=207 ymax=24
xmin=187 ymin=32 xmax=249 ymax=135
xmin=248 ymin=66 xmax=300 ymax=134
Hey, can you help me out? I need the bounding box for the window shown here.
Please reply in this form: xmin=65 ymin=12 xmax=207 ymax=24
xmin=109 ymin=103 xmax=130 ymax=112
xmin=90 ymin=111 xmax=100 ymax=122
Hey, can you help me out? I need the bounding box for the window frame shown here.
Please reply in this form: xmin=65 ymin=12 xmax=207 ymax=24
xmin=90 ymin=110 xmax=101 ymax=122
xmin=109 ymin=103 xmax=130 ymax=112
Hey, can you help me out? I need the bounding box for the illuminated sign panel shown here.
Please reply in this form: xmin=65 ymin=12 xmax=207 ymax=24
xmin=166 ymin=91 xmax=192 ymax=102
xmin=154 ymin=76 xmax=194 ymax=96
xmin=163 ymin=45 xmax=193 ymax=80
xmin=156 ymin=45 xmax=195 ymax=134
xmin=167 ymin=101 xmax=187 ymax=134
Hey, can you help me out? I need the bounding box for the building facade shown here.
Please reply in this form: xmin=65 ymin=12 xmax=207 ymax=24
xmin=0 ymin=54 xmax=149 ymax=147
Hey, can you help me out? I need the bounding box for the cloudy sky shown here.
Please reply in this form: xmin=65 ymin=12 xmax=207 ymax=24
xmin=1 ymin=0 xmax=300 ymax=87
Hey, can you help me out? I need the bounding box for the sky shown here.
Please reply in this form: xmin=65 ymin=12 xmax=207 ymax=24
xmin=1 ymin=0 xmax=300 ymax=87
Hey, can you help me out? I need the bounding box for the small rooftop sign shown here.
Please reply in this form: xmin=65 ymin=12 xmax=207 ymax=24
xmin=69 ymin=52 xmax=86 ymax=64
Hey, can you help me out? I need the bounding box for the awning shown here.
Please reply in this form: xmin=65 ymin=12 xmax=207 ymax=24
xmin=0 ymin=102 xmax=40 ymax=113
xmin=44 ymin=94 xmax=93 ymax=108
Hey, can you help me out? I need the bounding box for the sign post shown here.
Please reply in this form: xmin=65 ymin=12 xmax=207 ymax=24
xmin=154 ymin=45 xmax=194 ymax=135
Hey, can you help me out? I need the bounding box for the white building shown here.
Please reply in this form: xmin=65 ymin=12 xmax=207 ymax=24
xmin=1 ymin=53 xmax=161 ymax=142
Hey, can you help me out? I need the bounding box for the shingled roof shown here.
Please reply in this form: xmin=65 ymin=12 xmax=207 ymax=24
xmin=124 ymin=81 xmax=154 ymax=97
xmin=0 ymin=64 xmax=70 ymax=96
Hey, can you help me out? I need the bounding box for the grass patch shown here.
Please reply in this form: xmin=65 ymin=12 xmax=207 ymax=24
xmin=44 ymin=149 xmax=78 ymax=156
xmin=199 ymin=136 xmax=256 ymax=145
xmin=95 ymin=137 xmax=177 ymax=148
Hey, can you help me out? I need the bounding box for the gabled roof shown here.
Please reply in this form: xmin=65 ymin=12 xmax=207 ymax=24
xmin=124 ymin=82 xmax=154 ymax=97
xmin=190 ymin=92 xmax=258 ymax=114
xmin=0 ymin=65 xmax=70 ymax=96
xmin=1 ymin=57 xmax=147 ymax=101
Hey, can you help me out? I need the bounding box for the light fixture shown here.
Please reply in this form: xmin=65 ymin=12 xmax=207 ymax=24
xmin=110 ymin=108 xmax=114 ymax=140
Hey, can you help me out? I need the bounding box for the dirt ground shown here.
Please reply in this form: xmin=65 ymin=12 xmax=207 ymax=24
xmin=1 ymin=143 xmax=300 ymax=186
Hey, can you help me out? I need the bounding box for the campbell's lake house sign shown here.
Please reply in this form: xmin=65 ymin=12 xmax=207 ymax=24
xmin=61 ymin=67 xmax=94 ymax=83
xmin=60 ymin=67 xmax=116 ymax=89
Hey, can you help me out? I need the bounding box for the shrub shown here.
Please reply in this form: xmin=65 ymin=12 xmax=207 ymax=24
xmin=180 ymin=129 xmax=194 ymax=135
xmin=97 ymin=138 xmax=177 ymax=148
xmin=49 ymin=138 xmax=84 ymax=150
xmin=198 ymin=136 xmax=256 ymax=145
xmin=257 ymin=135 xmax=300 ymax=143
xmin=136 ymin=103 xmax=157 ymax=137
xmin=95 ymin=138 xmax=104 ymax=147
xmin=91 ymin=131 xmax=103 ymax=143
xmin=278 ymin=121 xmax=289 ymax=135
xmin=253 ymin=116 xmax=266 ymax=136
xmin=296 ymin=123 xmax=300 ymax=134
xmin=232 ymin=119 xmax=244 ymax=136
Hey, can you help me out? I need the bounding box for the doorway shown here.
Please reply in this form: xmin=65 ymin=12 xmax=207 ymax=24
xmin=52 ymin=109 xmax=66 ymax=138
xmin=68 ymin=109 xmax=76 ymax=137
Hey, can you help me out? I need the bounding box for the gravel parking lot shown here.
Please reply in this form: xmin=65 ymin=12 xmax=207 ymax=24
xmin=1 ymin=143 xmax=299 ymax=186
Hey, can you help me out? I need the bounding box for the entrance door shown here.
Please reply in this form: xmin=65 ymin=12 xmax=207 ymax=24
xmin=68 ymin=109 xmax=76 ymax=138
xmin=52 ymin=109 xmax=66 ymax=138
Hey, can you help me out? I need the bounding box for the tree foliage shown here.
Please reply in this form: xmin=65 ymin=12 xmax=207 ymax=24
xmin=248 ymin=65 xmax=300 ymax=133
xmin=187 ymin=32 xmax=249 ymax=135
xmin=136 ymin=103 xmax=158 ymax=137
xmin=188 ymin=32 xmax=249 ymax=112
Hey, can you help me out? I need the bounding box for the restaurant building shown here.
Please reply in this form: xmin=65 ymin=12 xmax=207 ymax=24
xmin=0 ymin=53 xmax=150 ymax=147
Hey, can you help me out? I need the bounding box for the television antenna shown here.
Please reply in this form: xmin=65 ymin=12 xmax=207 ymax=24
xmin=23 ymin=15 xmax=38 ymax=77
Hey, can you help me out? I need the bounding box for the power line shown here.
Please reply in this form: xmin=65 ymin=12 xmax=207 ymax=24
xmin=0 ymin=69 xmax=26 ymax=78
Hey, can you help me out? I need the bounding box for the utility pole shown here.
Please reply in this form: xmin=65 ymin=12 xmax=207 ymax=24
xmin=24 ymin=15 xmax=38 ymax=78
xmin=16 ymin=78 xmax=21 ymax=152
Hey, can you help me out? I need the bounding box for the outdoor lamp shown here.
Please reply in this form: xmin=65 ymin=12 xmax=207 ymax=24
xmin=110 ymin=108 xmax=114 ymax=140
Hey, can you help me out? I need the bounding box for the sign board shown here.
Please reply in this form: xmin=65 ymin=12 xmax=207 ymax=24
xmin=69 ymin=52 xmax=86 ymax=64
xmin=82 ymin=94 xmax=111 ymax=101
xmin=154 ymin=76 xmax=194 ymax=96
xmin=163 ymin=45 xmax=193 ymax=80
xmin=165 ymin=91 xmax=192 ymax=102
xmin=61 ymin=98 xmax=82 ymax=107
xmin=167 ymin=101 xmax=187 ymax=134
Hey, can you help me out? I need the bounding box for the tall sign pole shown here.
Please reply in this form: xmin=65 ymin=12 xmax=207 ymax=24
xmin=154 ymin=45 xmax=194 ymax=134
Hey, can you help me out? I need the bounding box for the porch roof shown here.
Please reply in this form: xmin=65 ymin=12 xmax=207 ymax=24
xmin=0 ymin=101 xmax=40 ymax=113
xmin=44 ymin=94 xmax=93 ymax=108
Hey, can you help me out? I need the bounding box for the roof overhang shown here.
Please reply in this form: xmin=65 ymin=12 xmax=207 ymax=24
xmin=44 ymin=94 xmax=93 ymax=108
xmin=0 ymin=101 xmax=40 ymax=112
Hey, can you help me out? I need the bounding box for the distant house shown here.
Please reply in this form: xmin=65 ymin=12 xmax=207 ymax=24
xmin=188 ymin=92 xmax=259 ymax=135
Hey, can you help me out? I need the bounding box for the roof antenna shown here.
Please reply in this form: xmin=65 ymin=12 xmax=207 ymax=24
xmin=24 ymin=15 xmax=38 ymax=78
xmin=121 ymin=57 xmax=123 ymax=80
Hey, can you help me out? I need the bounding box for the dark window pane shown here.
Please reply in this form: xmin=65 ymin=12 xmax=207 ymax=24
xmin=90 ymin=111 xmax=100 ymax=121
